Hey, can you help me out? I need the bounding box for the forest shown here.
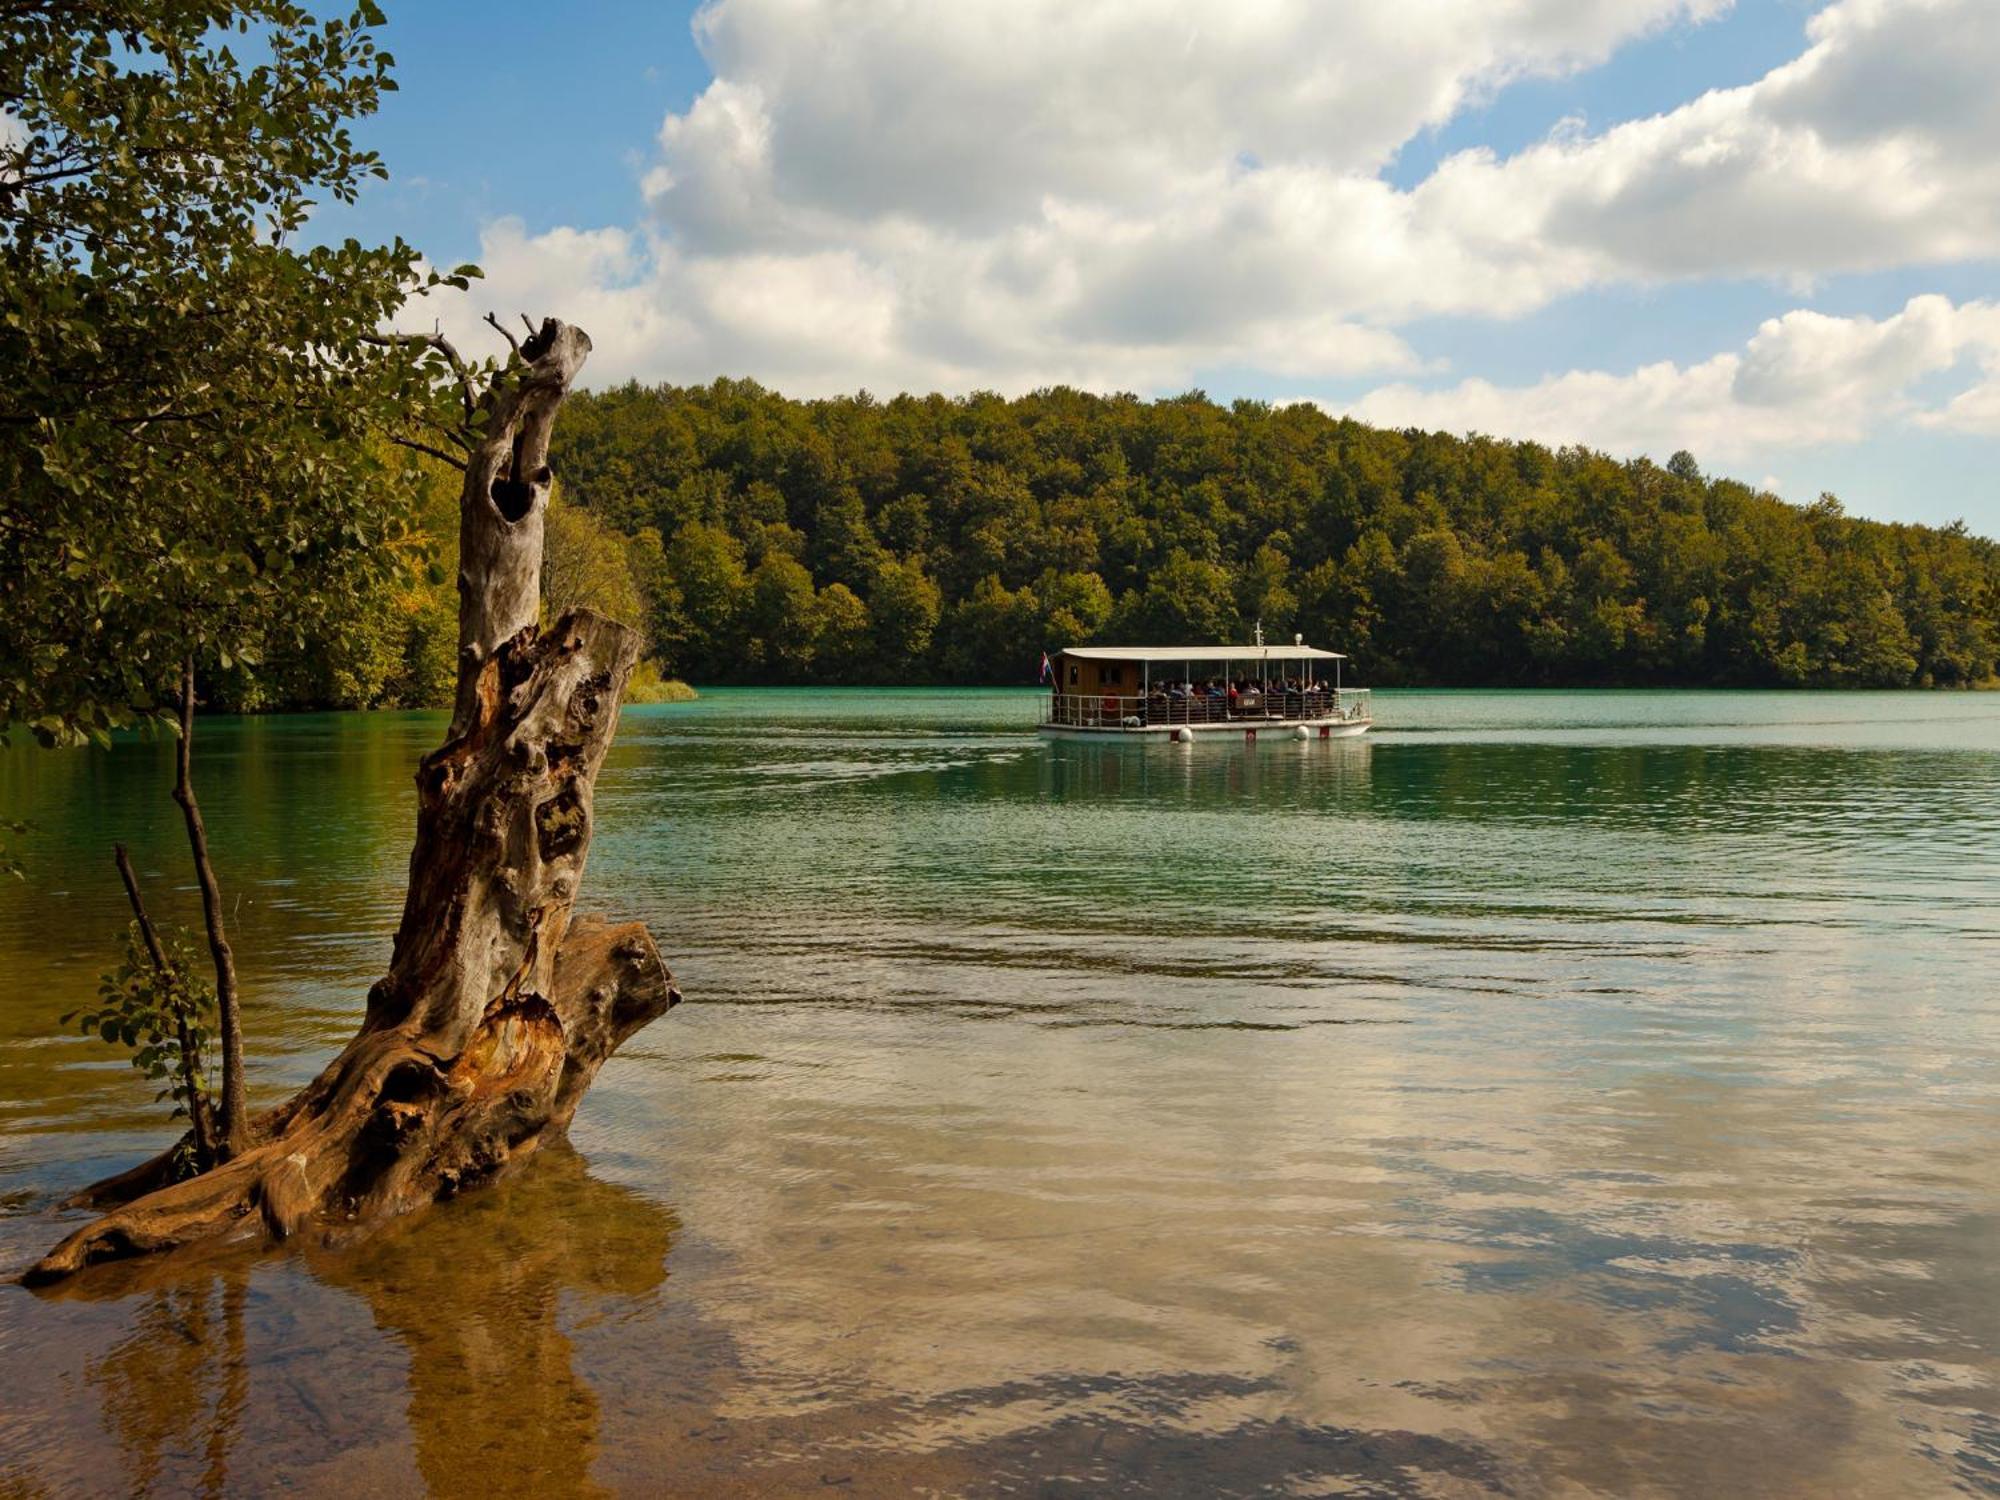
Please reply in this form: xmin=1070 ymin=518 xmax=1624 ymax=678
xmin=552 ymin=379 xmax=2000 ymax=689
xmin=229 ymin=379 xmax=2000 ymax=704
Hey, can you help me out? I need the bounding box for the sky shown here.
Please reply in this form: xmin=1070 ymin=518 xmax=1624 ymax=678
xmin=322 ymin=0 xmax=2000 ymax=532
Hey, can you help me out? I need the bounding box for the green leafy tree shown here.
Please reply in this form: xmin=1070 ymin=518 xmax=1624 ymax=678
xmin=868 ymin=558 xmax=942 ymax=677
xmin=665 ymin=522 xmax=750 ymax=678
xmin=1114 ymin=550 xmax=1238 ymax=643
xmin=622 ymin=526 xmax=686 ymax=676
xmin=0 ymin=0 xmax=465 ymax=1152
xmin=812 ymin=582 xmax=872 ymax=682
xmin=543 ymin=491 xmax=647 ymax=630
xmin=942 ymin=575 xmax=1041 ymax=681
xmin=523 ymin=382 xmax=1998 ymax=689
xmin=68 ymin=920 xmax=218 ymax=1174
xmin=1040 ymin=570 xmax=1114 ymax=645
xmin=745 ymin=552 xmax=820 ymax=680
xmin=1236 ymin=543 xmax=1298 ymax=637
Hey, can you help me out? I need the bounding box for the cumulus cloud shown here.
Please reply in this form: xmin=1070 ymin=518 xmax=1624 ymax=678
xmin=426 ymin=0 xmax=2000 ymax=410
xmin=427 ymin=0 xmax=1731 ymax=391
xmin=1416 ymin=0 xmax=2000 ymax=282
xmin=654 ymin=0 xmax=1722 ymax=239
xmin=1912 ymin=301 xmax=2000 ymax=433
xmin=427 ymin=210 xmax=1432 ymax=394
xmin=1341 ymin=295 xmax=2000 ymax=461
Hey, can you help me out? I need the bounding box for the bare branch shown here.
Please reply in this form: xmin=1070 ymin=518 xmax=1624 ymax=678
xmin=519 ymin=313 xmax=537 ymax=337
xmin=389 ymin=434 xmax=468 ymax=472
xmin=482 ymin=311 xmax=523 ymax=360
xmin=0 ymin=408 xmax=216 ymax=428
xmin=419 ymin=414 xmax=474 ymax=453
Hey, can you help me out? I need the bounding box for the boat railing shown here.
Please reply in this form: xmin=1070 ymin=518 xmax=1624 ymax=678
xmin=1041 ymin=688 xmax=1370 ymax=729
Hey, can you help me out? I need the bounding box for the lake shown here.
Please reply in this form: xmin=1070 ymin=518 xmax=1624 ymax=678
xmin=1 ymin=688 xmax=1997 ymax=1497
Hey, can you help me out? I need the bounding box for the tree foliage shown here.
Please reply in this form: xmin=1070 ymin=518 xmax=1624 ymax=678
xmin=0 ymin=0 xmax=469 ymax=1153
xmin=519 ymin=381 xmax=1999 ymax=688
xmin=543 ymin=489 xmax=646 ymax=631
xmin=64 ymin=919 xmax=217 ymax=1148
xmin=0 ymin=0 xmax=467 ymax=743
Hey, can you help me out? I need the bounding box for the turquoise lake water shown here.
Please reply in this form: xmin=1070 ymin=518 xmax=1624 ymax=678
xmin=1 ymin=688 xmax=1997 ymax=1496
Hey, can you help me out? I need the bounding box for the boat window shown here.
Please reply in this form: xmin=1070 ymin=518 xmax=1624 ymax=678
xmin=1068 ymin=664 xmax=1078 ymax=685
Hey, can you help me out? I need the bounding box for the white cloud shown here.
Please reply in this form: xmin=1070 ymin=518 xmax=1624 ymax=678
xmin=662 ymin=0 xmax=1723 ymax=240
xmin=427 ymin=211 xmax=1432 ymax=395
xmin=1919 ymin=382 xmax=2000 ymax=434
xmin=1415 ymin=0 xmax=2000 ymax=282
xmin=427 ymin=0 xmax=1731 ymax=391
xmin=1340 ymin=295 xmax=2000 ymax=462
xmin=426 ymin=0 xmax=2000 ymax=404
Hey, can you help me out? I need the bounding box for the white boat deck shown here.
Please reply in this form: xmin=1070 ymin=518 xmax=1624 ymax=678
xmin=1038 ymin=687 xmax=1372 ymax=739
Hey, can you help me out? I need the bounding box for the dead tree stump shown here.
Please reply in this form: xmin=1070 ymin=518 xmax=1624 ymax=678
xmin=26 ymin=318 xmax=678 ymax=1285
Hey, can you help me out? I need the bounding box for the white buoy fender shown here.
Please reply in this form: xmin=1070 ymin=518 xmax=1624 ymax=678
xmin=1175 ymin=727 xmax=1194 ymax=744
xmin=1293 ymin=724 xmax=1310 ymax=740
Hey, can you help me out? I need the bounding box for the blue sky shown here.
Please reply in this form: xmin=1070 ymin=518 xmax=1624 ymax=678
xmin=332 ymin=0 xmax=2000 ymax=531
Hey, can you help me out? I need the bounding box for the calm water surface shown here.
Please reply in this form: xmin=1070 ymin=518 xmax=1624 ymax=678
xmin=1 ymin=689 xmax=1997 ymax=1497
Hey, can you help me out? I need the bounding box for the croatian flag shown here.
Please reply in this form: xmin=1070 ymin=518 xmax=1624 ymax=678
xmin=1039 ymin=651 xmax=1053 ymax=684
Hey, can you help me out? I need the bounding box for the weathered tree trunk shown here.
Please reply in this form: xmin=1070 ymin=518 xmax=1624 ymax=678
xmin=452 ymin=317 xmax=593 ymax=738
xmin=25 ymin=318 xmax=677 ymax=1285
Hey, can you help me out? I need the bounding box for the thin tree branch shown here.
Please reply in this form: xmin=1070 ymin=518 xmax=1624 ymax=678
xmin=361 ymin=330 xmax=480 ymax=427
xmin=3 ymin=163 xmax=96 ymax=190
xmin=482 ymin=311 xmax=522 ymax=360
xmin=0 ymin=409 xmax=218 ymax=428
xmin=113 ymin=843 xmax=215 ymax=1169
xmin=389 ymin=434 xmax=468 ymax=471
xmin=419 ymin=414 xmax=474 ymax=453
xmin=172 ymin=655 xmax=245 ymax=1160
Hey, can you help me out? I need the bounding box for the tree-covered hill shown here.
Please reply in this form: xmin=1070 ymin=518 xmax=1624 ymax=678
xmin=543 ymin=379 xmax=1999 ymax=689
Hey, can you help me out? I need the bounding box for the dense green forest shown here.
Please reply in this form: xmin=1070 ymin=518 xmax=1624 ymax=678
xmin=239 ymin=380 xmax=2000 ymax=704
xmin=545 ymin=380 xmax=1999 ymax=689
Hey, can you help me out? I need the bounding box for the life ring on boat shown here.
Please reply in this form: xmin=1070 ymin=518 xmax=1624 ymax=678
xmin=1100 ymin=693 xmax=1118 ymax=718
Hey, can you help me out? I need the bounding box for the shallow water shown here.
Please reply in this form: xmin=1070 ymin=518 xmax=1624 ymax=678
xmin=1 ymin=688 xmax=1997 ymax=1497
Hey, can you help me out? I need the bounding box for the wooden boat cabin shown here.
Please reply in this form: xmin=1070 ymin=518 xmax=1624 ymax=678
xmin=1039 ymin=643 xmax=1372 ymax=740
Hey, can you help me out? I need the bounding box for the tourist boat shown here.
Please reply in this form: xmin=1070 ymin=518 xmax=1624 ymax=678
xmin=1038 ymin=637 xmax=1372 ymax=741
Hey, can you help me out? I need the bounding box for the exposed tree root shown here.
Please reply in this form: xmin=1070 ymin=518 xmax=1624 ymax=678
xmin=26 ymin=611 xmax=678 ymax=1287
xmin=25 ymin=318 xmax=672 ymax=1288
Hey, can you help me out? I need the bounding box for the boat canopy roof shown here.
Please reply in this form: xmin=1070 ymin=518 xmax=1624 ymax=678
xmin=1057 ymin=644 xmax=1346 ymax=663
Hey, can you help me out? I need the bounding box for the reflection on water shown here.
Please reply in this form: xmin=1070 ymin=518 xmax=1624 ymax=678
xmin=2 ymin=689 xmax=1999 ymax=1496
xmin=87 ymin=1260 xmax=248 ymax=1497
xmin=8 ymin=1145 xmax=676 ymax=1498
xmin=309 ymin=1145 xmax=677 ymax=1498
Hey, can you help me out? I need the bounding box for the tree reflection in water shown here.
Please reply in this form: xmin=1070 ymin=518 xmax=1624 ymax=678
xmin=308 ymin=1144 xmax=676 ymax=1496
xmin=44 ymin=1143 xmax=676 ymax=1498
xmin=85 ymin=1262 xmax=250 ymax=1498
xmin=308 ymin=1142 xmax=678 ymax=1497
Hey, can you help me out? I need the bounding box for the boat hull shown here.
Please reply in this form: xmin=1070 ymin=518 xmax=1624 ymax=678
xmin=1038 ymin=718 xmax=1372 ymax=741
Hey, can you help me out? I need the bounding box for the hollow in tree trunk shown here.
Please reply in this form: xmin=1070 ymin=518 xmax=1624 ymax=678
xmin=25 ymin=318 xmax=678 ymax=1285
